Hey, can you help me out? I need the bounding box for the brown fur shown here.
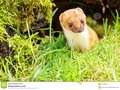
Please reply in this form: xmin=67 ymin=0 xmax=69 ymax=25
xmin=87 ymin=25 xmax=99 ymax=49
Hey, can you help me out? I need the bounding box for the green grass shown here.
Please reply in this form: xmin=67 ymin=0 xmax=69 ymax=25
xmin=0 ymin=11 xmax=120 ymax=82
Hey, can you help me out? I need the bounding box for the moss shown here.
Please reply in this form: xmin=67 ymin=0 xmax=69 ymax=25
xmin=0 ymin=0 xmax=55 ymax=59
xmin=40 ymin=0 xmax=55 ymax=21
xmin=0 ymin=20 xmax=8 ymax=41
xmin=7 ymin=33 xmax=39 ymax=61
xmin=0 ymin=0 xmax=55 ymax=38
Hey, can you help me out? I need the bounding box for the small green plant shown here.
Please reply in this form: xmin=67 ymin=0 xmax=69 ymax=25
xmin=111 ymin=10 xmax=120 ymax=33
xmin=103 ymin=18 xmax=111 ymax=36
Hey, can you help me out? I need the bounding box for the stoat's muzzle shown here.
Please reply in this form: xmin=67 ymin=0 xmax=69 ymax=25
xmin=72 ymin=27 xmax=84 ymax=33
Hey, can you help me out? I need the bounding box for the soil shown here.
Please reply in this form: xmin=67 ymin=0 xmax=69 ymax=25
xmin=0 ymin=41 xmax=13 ymax=58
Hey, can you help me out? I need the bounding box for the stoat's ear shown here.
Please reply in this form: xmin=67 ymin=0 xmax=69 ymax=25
xmin=59 ymin=13 xmax=68 ymax=23
xmin=76 ymin=7 xmax=86 ymax=18
xmin=76 ymin=7 xmax=84 ymax=14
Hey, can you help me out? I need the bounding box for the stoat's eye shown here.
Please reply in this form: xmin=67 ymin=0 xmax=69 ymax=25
xmin=80 ymin=19 xmax=84 ymax=23
xmin=68 ymin=22 xmax=73 ymax=28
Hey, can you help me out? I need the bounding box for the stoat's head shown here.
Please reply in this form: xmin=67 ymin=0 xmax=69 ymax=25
xmin=59 ymin=7 xmax=86 ymax=33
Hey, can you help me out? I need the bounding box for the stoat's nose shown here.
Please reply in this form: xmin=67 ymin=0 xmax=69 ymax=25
xmin=72 ymin=28 xmax=84 ymax=33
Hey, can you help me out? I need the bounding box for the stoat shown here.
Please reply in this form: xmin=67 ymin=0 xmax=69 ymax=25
xmin=59 ymin=7 xmax=98 ymax=53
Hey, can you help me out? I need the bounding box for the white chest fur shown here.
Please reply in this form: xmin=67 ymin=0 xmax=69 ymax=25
xmin=63 ymin=25 xmax=89 ymax=52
